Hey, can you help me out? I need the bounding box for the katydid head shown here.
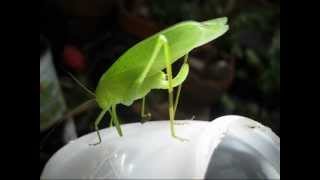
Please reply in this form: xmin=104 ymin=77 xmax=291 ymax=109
xmin=197 ymin=17 xmax=229 ymax=47
xmin=202 ymin=17 xmax=228 ymax=27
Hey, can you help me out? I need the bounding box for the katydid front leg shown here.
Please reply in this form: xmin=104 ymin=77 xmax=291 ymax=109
xmin=90 ymin=108 xmax=109 ymax=145
xmin=90 ymin=106 xmax=123 ymax=145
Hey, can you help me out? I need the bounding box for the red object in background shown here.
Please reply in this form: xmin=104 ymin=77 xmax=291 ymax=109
xmin=63 ymin=45 xmax=87 ymax=72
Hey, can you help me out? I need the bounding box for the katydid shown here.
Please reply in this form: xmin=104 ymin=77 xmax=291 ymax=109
xmin=81 ymin=17 xmax=229 ymax=145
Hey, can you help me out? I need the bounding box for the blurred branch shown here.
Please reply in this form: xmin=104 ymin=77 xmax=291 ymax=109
xmin=40 ymin=99 xmax=97 ymax=150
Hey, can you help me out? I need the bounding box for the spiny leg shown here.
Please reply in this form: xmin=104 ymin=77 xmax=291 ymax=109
xmin=173 ymin=53 xmax=189 ymax=116
xmin=141 ymin=97 xmax=151 ymax=122
xmin=130 ymin=36 xmax=167 ymax=122
xmin=134 ymin=36 xmax=164 ymax=86
xmin=156 ymin=53 xmax=190 ymax=126
xmin=162 ymin=36 xmax=188 ymax=142
xmin=108 ymin=109 xmax=113 ymax=127
xmin=112 ymin=104 xmax=123 ymax=136
xmin=173 ymin=53 xmax=190 ymax=126
xmin=90 ymin=108 xmax=109 ymax=146
xmin=130 ymin=34 xmax=187 ymax=140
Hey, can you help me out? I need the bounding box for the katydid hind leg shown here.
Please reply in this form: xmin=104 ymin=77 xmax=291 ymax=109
xmin=173 ymin=54 xmax=190 ymax=127
xmin=132 ymin=36 xmax=165 ymax=90
xmin=162 ymin=35 xmax=189 ymax=142
xmin=157 ymin=57 xmax=190 ymax=90
xmin=128 ymin=35 xmax=169 ymax=123
xmin=108 ymin=109 xmax=113 ymax=127
xmin=141 ymin=97 xmax=151 ymax=123
xmin=173 ymin=53 xmax=189 ymax=117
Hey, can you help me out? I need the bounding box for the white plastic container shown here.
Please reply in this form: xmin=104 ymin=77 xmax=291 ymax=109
xmin=41 ymin=115 xmax=280 ymax=179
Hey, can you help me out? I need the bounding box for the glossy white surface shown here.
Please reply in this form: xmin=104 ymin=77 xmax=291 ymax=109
xmin=41 ymin=115 xmax=280 ymax=179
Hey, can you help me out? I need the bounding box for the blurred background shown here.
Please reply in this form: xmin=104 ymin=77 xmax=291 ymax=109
xmin=40 ymin=0 xmax=280 ymax=175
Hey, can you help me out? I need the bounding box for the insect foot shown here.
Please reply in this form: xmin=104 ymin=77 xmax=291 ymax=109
xmin=173 ymin=135 xmax=189 ymax=142
xmin=142 ymin=112 xmax=152 ymax=119
xmin=141 ymin=113 xmax=152 ymax=123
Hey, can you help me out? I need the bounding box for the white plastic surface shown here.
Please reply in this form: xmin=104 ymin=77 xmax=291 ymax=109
xmin=41 ymin=115 xmax=280 ymax=179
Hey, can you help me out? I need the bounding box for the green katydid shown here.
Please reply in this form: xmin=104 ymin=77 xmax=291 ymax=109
xmin=77 ymin=17 xmax=229 ymax=145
